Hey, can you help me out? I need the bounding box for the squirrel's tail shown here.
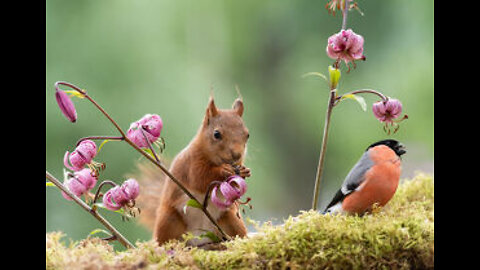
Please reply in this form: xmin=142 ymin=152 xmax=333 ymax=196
xmin=126 ymin=161 xmax=168 ymax=232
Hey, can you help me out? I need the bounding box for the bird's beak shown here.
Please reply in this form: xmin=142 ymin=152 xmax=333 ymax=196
xmin=397 ymin=143 xmax=406 ymax=156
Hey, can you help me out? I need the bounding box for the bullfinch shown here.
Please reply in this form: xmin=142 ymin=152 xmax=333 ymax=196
xmin=323 ymin=139 xmax=406 ymax=215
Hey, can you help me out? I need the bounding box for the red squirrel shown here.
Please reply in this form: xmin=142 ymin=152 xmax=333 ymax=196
xmin=134 ymin=96 xmax=251 ymax=246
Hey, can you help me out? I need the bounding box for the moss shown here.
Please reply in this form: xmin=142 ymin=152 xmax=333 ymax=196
xmin=46 ymin=173 xmax=434 ymax=269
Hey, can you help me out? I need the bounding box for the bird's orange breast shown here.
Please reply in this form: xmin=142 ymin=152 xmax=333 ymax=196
xmin=342 ymin=145 xmax=401 ymax=214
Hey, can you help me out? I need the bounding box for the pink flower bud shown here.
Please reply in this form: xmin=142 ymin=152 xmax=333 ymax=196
xmin=61 ymin=168 xmax=98 ymax=200
xmin=127 ymin=114 xmax=163 ymax=148
xmin=372 ymin=98 xmax=403 ymax=123
xmin=64 ymin=140 xmax=97 ymax=171
xmin=55 ymin=90 xmax=77 ymax=123
xmin=326 ymin=29 xmax=365 ymax=67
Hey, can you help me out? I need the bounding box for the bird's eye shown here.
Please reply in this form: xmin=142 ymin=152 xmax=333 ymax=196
xmin=213 ymin=130 xmax=222 ymax=140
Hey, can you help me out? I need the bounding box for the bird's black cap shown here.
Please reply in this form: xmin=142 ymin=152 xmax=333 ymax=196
xmin=367 ymin=139 xmax=406 ymax=157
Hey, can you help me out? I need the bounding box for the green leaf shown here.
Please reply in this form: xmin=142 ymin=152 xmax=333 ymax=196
xmin=341 ymin=94 xmax=367 ymax=111
xmin=88 ymin=228 xmax=111 ymax=237
xmin=94 ymin=203 xmax=133 ymax=218
xmin=143 ymin=148 xmax=156 ymax=159
xmin=301 ymin=72 xmax=328 ymax=82
xmin=97 ymin=139 xmax=110 ymax=154
xmin=64 ymin=90 xmax=86 ymax=99
xmin=199 ymin=231 xmax=222 ymax=243
xmin=183 ymin=199 xmax=203 ymax=214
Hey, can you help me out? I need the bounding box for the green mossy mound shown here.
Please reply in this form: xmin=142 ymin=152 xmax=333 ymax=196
xmin=46 ymin=173 xmax=434 ymax=269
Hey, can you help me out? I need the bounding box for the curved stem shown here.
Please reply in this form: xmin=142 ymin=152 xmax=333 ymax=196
xmin=76 ymin=136 xmax=124 ymax=147
xmin=342 ymin=89 xmax=388 ymax=101
xmin=46 ymin=171 xmax=135 ymax=249
xmin=335 ymin=89 xmax=389 ymax=106
xmin=203 ymin=181 xmax=223 ymax=210
xmin=92 ymin=180 xmax=118 ymax=205
xmin=312 ymin=89 xmax=336 ymax=210
xmin=55 ymin=81 xmax=126 ymax=138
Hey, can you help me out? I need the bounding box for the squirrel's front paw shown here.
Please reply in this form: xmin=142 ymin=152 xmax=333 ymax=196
xmin=218 ymin=163 xmax=236 ymax=178
xmin=234 ymin=165 xmax=251 ymax=178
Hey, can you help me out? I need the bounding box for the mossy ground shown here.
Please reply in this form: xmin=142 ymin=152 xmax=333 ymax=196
xmin=46 ymin=173 xmax=434 ymax=269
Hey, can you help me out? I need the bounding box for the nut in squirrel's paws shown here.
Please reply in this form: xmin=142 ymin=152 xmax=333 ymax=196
xmin=234 ymin=165 xmax=251 ymax=178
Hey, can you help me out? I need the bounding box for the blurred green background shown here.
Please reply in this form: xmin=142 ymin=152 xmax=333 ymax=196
xmin=46 ymin=0 xmax=433 ymax=250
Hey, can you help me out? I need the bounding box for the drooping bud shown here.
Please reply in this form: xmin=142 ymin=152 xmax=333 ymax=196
xmin=55 ymin=89 xmax=77 ymax=123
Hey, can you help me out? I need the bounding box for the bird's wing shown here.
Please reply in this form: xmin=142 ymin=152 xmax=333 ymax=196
xmin=323 ymin=151 xmax=374 ymax=213
xmin=340 ymin=151 xmax=374 ymax=195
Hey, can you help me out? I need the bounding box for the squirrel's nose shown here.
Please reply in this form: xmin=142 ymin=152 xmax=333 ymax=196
xmin=231 ymin=151 xmax=242 ymax=161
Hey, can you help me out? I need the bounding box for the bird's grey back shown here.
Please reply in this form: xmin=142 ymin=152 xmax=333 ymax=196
xmin=340 ymin=151 xmax=374 ymax=195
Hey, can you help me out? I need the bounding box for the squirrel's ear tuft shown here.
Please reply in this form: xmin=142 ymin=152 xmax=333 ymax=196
xmin=203 ymin=97 xmax=218 ymax=126
xmin=232 ymin=98 xmax=244 ymax=117
xmin=207 ymin=97 xmax=218 ymax=117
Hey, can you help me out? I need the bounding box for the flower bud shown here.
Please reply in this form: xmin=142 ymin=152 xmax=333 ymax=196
xmin=55 ymin=90 xmax=77 ymax=123
xmin=328 ymin=65 xmax=341 ymax=89
xmin=127 ymin=114 xmax=163 ymax=148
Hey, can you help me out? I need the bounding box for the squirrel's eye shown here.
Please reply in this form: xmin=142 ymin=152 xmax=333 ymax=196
xmin=246 ymin=133 xmax=250 ymax=140
xmin=213 ymin=130 xmax=222 ymax=140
